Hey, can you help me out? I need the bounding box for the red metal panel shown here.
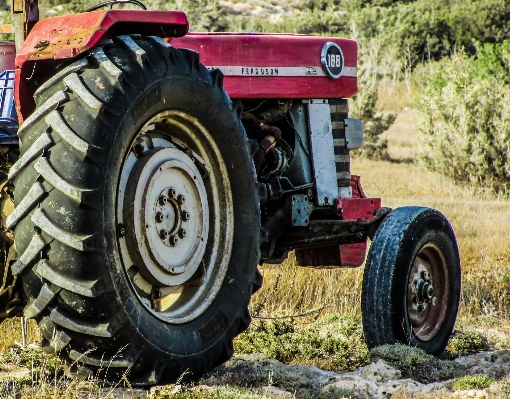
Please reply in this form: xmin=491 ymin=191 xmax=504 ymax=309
xmin=336 ymin=175 xmax=381 ymax=221
xmin=336 ymin=198 xmax=381 ymax=221
xmin=15 ymin=10 xmax=188 ymax=122
xmin=295 ymin=241 xmax=367 ymax=267
xmin=339 ymin=242 xmax=367 ymax=267
xmin=17 ymin=10 xmax=188 ymax=65
xmin=170 ymin=33 xmax=358 ymax=99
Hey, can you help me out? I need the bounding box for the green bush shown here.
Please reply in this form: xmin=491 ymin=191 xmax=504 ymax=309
xmin=447 ymin=328 xmax=490 ymax=355
xmin=419 ymin=40 xmax=510 ymax=193
xmin=450 ymin=374 xmax=495 ymax=391
xmin=370 ymin=344 xmax=465 ymax=383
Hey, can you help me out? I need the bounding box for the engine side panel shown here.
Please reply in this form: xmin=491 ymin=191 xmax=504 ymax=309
xmin=170 ymin=33 xmax=358 ymax=99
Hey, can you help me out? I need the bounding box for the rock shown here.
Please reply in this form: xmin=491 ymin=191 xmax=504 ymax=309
xmin=455 ymin=351 xmax=510 ymax=378
xmin=259 ymin=386 xmax=293 ymax=398
xmin=449 ymin=389 xmax=489 ymax=398
xmin=354 ymin=359 xmax=402 ymax=382
xmin=204 ymin=350 xmax=510 ymax=398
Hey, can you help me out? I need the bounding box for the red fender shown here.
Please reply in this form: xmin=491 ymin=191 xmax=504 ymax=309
xmin=15 ymin=10 xmax=188 ymax=122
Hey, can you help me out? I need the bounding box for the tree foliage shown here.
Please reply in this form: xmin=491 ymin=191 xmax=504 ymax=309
xmin=419 ymin=41 xmax=510 ymax=193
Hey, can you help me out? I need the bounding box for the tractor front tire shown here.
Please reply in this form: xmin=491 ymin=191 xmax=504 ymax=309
xmin=9 ymin=35 xmax=261 ymax=384
xmin=361 ymin=206 xmax=461 ymax=354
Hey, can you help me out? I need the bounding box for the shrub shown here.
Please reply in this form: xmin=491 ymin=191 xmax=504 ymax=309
xmin=450 ymin=374 xmax=495 ymax=391
xmin=234 ymin=314 xmax=369 ymax=371
xmin=419 ymin=41 xmax=510 ymax=193
xmin=447 ymin=328 xmax=490 ymax=355
xmin=370 ymin=344 xmax=465 ymax=383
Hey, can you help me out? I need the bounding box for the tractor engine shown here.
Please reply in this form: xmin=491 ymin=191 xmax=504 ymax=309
xmin=172 ymin=33 xmax=381 ymax=266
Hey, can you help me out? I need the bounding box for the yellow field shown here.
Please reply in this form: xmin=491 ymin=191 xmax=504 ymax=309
xmin=251 ymin=110 xmax=510 ymax=322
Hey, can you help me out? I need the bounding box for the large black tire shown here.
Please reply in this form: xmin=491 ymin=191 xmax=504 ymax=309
xmin=8 ymin=35 xmax=262 ymax=384
xmin=361 ymin=206 xmax=460 ymax=354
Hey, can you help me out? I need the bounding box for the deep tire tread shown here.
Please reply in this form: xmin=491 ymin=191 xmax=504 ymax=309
xmin=12 ymin=35 xmax=261 ymax=385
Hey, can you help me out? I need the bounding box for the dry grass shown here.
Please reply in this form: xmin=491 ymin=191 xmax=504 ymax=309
xmin=0 ymin=318 xmax=41 ymax=352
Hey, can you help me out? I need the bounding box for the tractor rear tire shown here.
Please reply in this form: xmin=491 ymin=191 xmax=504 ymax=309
xmin=9 ymin=35 xmax=262 ymax=385
xmin=361 ymin=206 xmax=460 ymax=354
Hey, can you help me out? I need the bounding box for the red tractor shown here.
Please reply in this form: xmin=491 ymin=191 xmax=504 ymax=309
xmin=0 ymin=0 xmax=461 ymax=385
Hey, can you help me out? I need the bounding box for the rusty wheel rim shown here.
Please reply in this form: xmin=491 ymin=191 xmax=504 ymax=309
xmin=407 ymin=242 xmax=450 ymax=341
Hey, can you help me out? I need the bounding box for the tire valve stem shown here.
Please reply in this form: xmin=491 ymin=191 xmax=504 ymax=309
xmin=118 ymin=224 xmax=126 ymax=238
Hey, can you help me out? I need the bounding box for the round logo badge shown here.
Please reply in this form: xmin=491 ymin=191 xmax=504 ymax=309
xmin=321 ymin=42 xmax=344 ymax=79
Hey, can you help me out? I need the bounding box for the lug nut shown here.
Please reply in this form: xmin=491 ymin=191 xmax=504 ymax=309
xmin=155 ymin=212 xmax=164 ymax=223
xmin=159 ymin=195 xmax=168 ymax=205
xmin=159 ymin=229 xmax=170 ymax=240
xmin=418 ymin=303 xmax=424 ymax=311
xmin=178 ymin=194 xmax=186 ymax=204
xmin=170 ymin=235 xmax=179 ymax=246
xmin=180 ymin=229 xmax=187 ymax=238
xmin=422 ymin=271 xmax=430 ymax=280
xmin=183 ymin=211 xmax=190 ymax=221
xmin=168 ymin=187 xmax=176 ymax=198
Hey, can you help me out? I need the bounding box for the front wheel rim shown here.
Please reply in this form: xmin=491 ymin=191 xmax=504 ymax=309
xmin=116 ymin=110 xmax=234 ymax=324
xmin=406 ymin=242 xmax=450 ymax=341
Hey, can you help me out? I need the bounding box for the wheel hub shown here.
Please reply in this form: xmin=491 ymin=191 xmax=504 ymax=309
xmin=407 ymin=243 xmax=449 ymax=341
xmin=155 ymin=187 xmax=188 ymax=247
xmin=124 ymin=147 xmax=209 ymax=287
xmin=414 ymin=273 xmax=434 ymax=304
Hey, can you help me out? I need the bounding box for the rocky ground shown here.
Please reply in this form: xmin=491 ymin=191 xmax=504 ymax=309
xmin=1 ymin=346 xmax=510 ymax=398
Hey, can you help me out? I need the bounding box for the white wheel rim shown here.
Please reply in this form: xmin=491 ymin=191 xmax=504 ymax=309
xmin=116 ymin=110 xmax=234 ymax=324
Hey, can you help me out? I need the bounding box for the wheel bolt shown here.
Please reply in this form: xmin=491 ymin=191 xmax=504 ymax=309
xmin=170 ymin=235 xmax=179 ymax=246
xmin=180 ymin=229 xmax=187 ymax=238
xmin=159 ymin=229 xmax=170 ymax=240
xmin=183 ymin=211 xmax=190 ymax=221
xmin=422 ymin=271 xmax=430 ymax=281
xmin=178 ymin=194 xmax=186 ymax=204
xmin=159 ymin=195 xmax=168 ymax=205
xmin=418 ymin=303 xmax=424 ymax=311
xmin=155 ymin=212 xmax=164 ymax=223
xmin=168 ymin=187 xmax=176 ymax=199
